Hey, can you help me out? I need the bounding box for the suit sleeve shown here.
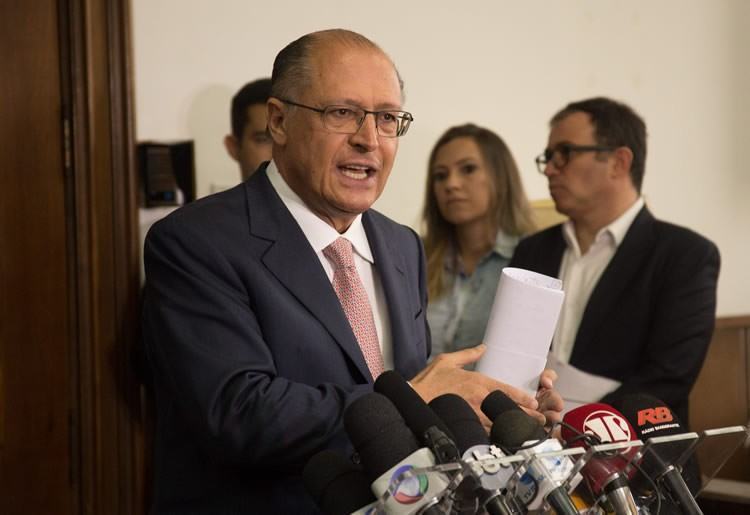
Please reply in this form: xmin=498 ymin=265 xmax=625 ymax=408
xmin=414 ymin=227 xmax=432 ymax=360
xmin=142 ymin=214 xmax=372 ymax=472
xmin=602 ymin=233 xmax=720 ymax=413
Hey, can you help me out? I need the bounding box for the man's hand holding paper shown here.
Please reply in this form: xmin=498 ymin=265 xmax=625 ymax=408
xmin=470 ymin=267 xmax=567 ymax=425
xmin=413 ymin=343 xmax=564 ymax=429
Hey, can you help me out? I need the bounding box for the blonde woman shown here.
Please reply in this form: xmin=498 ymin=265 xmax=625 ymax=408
xmin=423 ymin=124 xmax=536 ymax=357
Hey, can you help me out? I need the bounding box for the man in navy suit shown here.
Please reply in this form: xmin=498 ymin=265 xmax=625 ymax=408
xmin=511 ymin=97 xmax=719 ymax=425
xmin=143 ymin=29 xmax=562 ymax=513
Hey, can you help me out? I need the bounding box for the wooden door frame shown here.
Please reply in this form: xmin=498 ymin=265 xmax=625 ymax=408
xmin=60 ymin=0 xmax=145 ymax=512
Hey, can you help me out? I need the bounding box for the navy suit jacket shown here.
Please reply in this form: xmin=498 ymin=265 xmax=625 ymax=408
xmin=509 ymin=207 xmax=719 ymax=424
xmin=142 ymin=165 xmax=430 ymax=513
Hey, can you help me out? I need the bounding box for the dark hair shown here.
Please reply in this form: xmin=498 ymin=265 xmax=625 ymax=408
xmin=551 ymin=97 xmax=648 ymax=192
xmin=270 ymin=29 xmax=403 ymax=102
xmin=230 ymin=78 xmax=271 ymax=138
xmin=422 ymin=124 xmax=536 ymax=299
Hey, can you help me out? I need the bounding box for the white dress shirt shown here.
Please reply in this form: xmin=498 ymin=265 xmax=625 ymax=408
xmin=552 ymin=198 xmax=645 ymax=363
xmin=266 ymin=161 xmax=393 ymax=370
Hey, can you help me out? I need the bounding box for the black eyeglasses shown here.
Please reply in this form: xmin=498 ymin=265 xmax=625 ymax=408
xmin=535 ymin=143 xmax=615 ymax=174
xmin=276 ymin=98 xmax=414 ymax=137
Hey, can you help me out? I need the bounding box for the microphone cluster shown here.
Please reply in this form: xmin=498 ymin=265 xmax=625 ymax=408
xmin=303 ymin=372 xmax=707 ymax=515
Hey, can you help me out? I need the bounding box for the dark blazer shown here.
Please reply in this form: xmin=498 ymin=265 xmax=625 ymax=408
xmin=142 ymin=165 xmax=430 ymax=513
xmin=509 ymin=206 xmax=719 ymax=424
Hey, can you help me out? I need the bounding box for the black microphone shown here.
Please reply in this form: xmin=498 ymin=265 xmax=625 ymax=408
xmin=481 ymin=389 xmax=544 ymax=447
xmin=373 ymin=370 xmax=460 ymax=464
xmin=303 ymin=449 xmax=376 ymax=515
xmin=610 ymin=394 xmax=704 ymax=515
xmin=482 ymin=390 xmax=580 ymax=515
xmin=429 ymin=393 xmax=520 ymax=515
xmin=343 ymin=392 xmax=449 ymax=514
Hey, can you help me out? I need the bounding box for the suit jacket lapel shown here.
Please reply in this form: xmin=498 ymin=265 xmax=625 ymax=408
xmin=538 ymin=227 xmax=567 ymax=277
xmin=363 ymin=213 xmax=422 ymax=380
xmin=571 ymin=207 xmax=655 ymax=359
xmin=245 ymin=169 xmax=372 ymax=382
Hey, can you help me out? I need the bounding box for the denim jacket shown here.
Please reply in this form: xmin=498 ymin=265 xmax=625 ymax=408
xmin=426 ymin=231 xmax=519 ymax=358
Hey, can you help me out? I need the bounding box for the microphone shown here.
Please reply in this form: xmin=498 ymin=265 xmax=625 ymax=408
xmin=373 ymin=371 xmax=460 ymax=464
xmin=560 ymin=403 xmax=640 ymax=514
xmin=429 ymin=393 xmax=521 ymax=515
xmin=481 ymin=390 xmax=580 ymax=515
xmin=610 ymin=394 xmax=704 ymax=515
xmin=302 ymin=449 xmax=376 ymax=515
xmin=343 ymin=392 xmax=449 ymax=514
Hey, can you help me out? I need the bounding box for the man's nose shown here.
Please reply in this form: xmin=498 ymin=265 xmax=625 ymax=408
xmin=544 ymin=161 xmax=559 ymax=177
xmin=349 ymin=113 xmax=379 ymax=151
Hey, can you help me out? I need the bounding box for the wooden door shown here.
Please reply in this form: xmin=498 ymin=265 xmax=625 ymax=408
xmin=0 ymin=2 xmax=73 ymax=513
xmin=1 ymin=1 xmax=144 ymax=513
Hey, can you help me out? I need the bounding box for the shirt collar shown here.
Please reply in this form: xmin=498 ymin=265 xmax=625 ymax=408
xmin=493 ymin=230 xmax=520 ymax=259
xmin=607 ymin=197 xmax=645 ymax=246
xmin=266 ymin=160 xmax=374 ymax=264
xmin=562 ymin=197 xmax=644 ymax=253
xmin=444 ymin=229 xmax=519 ymax=274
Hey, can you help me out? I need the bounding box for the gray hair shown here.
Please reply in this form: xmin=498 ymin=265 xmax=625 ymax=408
xmin=270 ymin=29 xmax=404 ymax=101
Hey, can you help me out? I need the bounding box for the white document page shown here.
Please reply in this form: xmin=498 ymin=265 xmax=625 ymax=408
xmin=544 ymin=353 xmax=622 ymax=415
xmin=476 ymin=267 xmax=565 ymax=394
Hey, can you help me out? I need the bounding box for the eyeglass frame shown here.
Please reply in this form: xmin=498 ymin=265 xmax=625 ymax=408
xmin=535 ymin=143 xmax=616 ymax=174
xmin=274 ymin=97 xmax=414 ymax=138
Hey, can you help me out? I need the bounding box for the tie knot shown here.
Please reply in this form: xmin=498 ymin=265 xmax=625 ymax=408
xmin=324 ymin=237 xmax=356 ymax=270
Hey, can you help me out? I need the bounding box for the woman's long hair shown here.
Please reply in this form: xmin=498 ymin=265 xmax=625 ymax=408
xmin=422 ymin=124 xmax=536 ymax=300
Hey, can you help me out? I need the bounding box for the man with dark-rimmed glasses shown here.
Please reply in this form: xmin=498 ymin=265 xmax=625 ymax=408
xmin=511 ymin=96 xmax=719 ymax=432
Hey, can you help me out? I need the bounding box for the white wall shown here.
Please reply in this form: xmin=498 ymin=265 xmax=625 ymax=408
xmin=132 ymin=0 xmax=750 ymax=316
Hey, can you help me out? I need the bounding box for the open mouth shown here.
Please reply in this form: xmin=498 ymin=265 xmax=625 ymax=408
xmin=339 ymin=164 xmax=375 ymax=180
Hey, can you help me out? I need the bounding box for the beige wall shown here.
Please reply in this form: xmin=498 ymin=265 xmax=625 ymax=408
xmin=132 ymin=0 xmax=750 ymax=316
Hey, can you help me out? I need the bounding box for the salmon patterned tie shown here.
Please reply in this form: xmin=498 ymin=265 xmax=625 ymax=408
xmin=323 ymin=237 xmax=385 ymax=380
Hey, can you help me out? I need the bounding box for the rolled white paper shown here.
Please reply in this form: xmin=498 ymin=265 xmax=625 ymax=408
xmin=476 ymin=267 xmax=565 ymax=394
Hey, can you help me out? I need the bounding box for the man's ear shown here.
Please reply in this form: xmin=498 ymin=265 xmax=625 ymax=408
xmin=266 ymin=98 xmax=288 ymax=145
xmin=224 ymin=134 xmax=240 ymax=162
xmin=612 ymin=146 xmax=634 ymax=180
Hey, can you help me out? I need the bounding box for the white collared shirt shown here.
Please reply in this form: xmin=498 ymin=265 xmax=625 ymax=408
xmin=552 ymin=197 xmax=645 ymax=363
xmin=266 ymin=160 xmax=393 ymax=370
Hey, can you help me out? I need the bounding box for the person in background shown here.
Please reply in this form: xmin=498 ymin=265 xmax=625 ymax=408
xmin=510 ymin=97 xmax=719 ymax=425
xmin=423 ymin=124 xmax=536 ymax=356
xmin=223 ymin=77 xmax=272 ymax=180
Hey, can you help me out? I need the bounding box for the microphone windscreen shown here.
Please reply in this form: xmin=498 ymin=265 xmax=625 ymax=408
xmin=610 ymin=395 xmax=704 ymax=501
xmin=609 ymin=393 xmax=689 ymax=466
xmin=609 ymin=394 xmax=684 ymax=440
xmin=490 ymin=409 xmax=547 ymax=448
xmin=480 ymin=389 xmax=521 ymax=421
xmin=560 ymin=403 xmax=637 ymax=447
xmin=429 ymin=393 xmax=488 ymax=453
xmin=303 ymin=449 xmax=375 ymax=515
xmin=374 ymin=370 xmax=453 ymax=441
xmin=560 ymin=402 xmax=640 ymax=490
xmin=343 ymin=392 xmax=420 ymax=481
